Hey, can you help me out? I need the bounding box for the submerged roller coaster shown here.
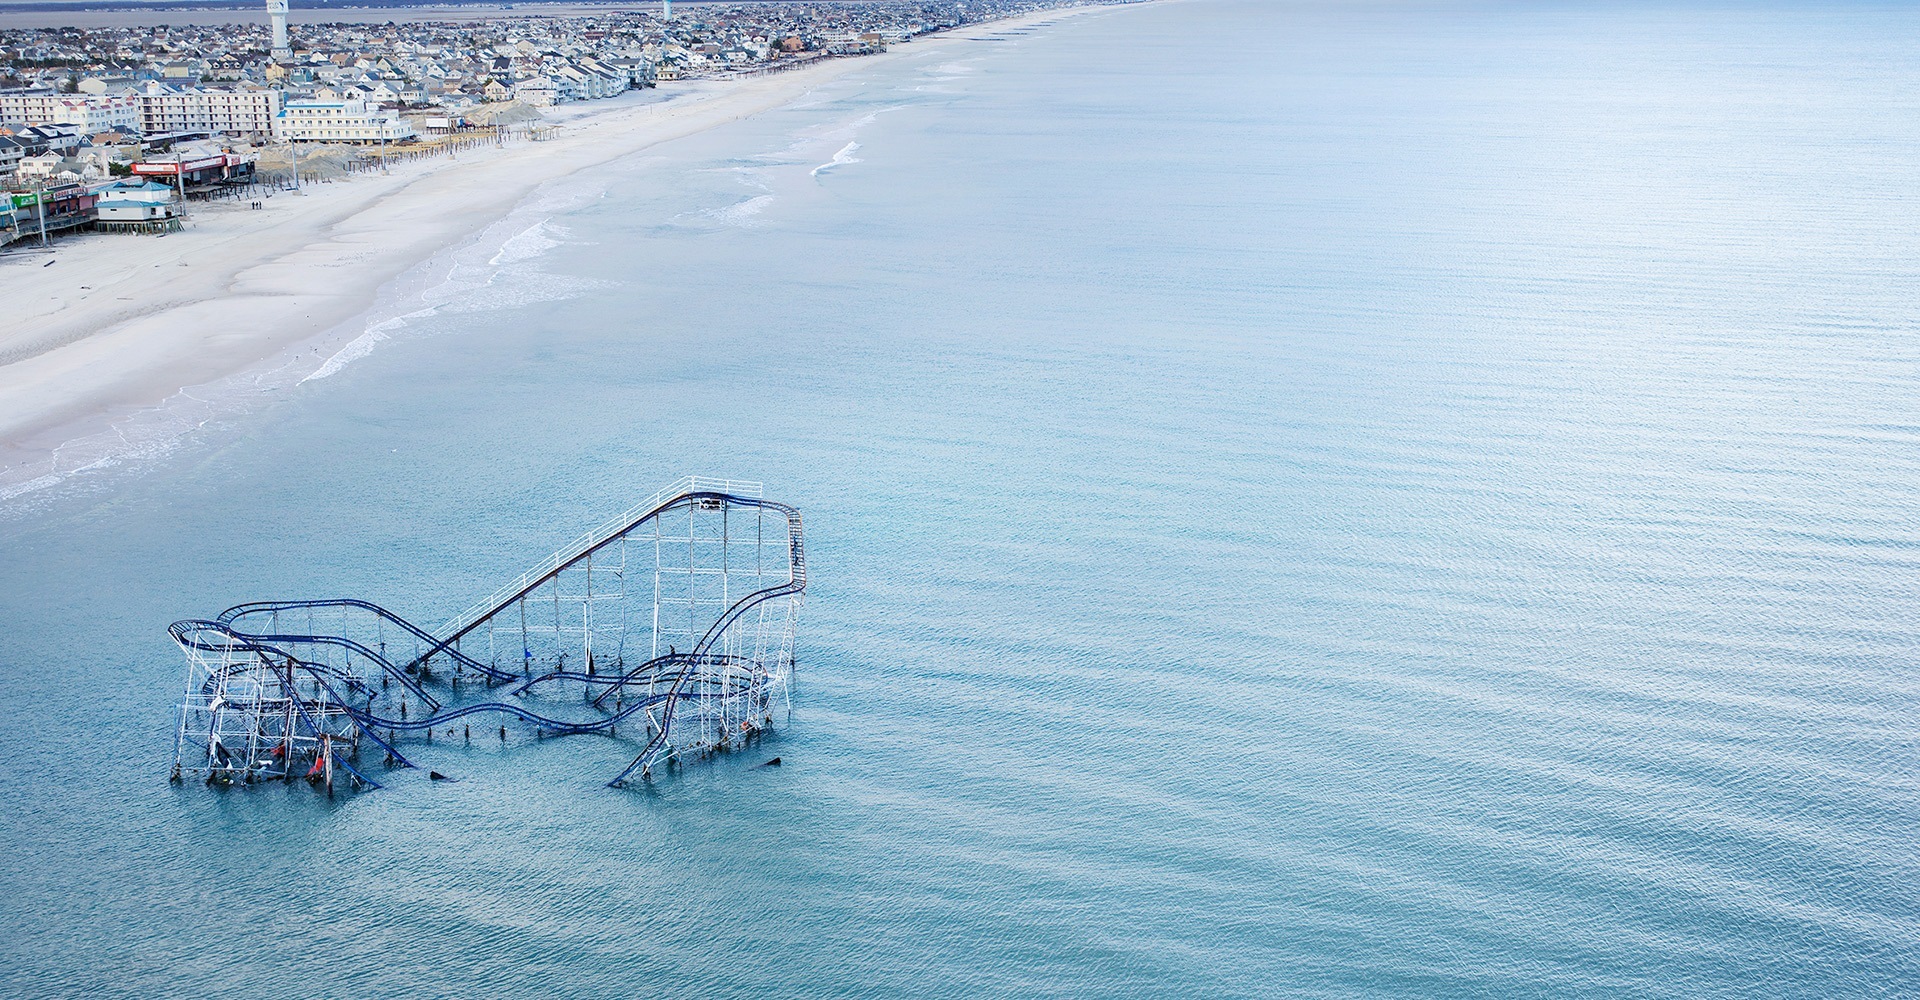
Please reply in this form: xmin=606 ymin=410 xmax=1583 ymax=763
xmin=169 ymin=476 xmax=805 ymax=791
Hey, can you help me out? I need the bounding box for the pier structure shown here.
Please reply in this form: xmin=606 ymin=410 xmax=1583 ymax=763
xmin=168 ymin=476 xmax=805 ymax=791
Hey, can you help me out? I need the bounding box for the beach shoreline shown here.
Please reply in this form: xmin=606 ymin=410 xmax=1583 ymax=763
xmin=0 ymin=4 xmax=1111 ymax=500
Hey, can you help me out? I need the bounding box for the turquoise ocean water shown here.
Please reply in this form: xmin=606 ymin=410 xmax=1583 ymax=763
xmin=2 ymin=1 xmax=1918 ymax=995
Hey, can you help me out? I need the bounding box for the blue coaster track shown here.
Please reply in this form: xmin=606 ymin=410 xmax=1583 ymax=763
xmin=168 ymin=479 xmax=805 ymax=790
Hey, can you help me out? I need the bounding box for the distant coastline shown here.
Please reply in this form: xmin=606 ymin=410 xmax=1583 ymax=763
xmin=0 ymin=3 xmax=678 ymax=31
xmin=0 ymin=4 xmax=1122 ymax=501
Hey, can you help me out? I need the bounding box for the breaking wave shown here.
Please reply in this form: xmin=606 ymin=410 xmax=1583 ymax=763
xmin=811 ymin=142 xmax=863 ymax=177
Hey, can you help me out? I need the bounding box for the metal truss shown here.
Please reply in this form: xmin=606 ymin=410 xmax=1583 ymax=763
xmin=168 ymin=477 xmax=806 ymax=791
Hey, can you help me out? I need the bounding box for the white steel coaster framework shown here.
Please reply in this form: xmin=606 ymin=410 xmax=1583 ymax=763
xmin=168 ymin=477 xmax=805 ymax=790
xmin=169 ymin=621 xmax=368 ymax=790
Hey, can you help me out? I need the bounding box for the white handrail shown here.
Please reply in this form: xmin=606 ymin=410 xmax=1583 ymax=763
xmin=434 ymin=475 xmax=762 ymax=639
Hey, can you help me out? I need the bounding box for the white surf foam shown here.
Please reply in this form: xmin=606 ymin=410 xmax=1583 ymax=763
xmin=489 ymin=218 xmax=562 ymax=266
xmin=0 ymin=199 xmax=598 ymax=506
xmin=711 ymin=194 xmax=776 ymax=225
xmin=309 ymin=212 xmax=608 ymax=379
xmin=811 ymin=141 xmax=864 ymax=177
xmin=303 ymin=310 xmax=429 ymax=382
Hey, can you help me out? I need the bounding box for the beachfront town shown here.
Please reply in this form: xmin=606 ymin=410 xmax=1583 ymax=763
xmin=0 ymin=0 xmax=1122 ymax=247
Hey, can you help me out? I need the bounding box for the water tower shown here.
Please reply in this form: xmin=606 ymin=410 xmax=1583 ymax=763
xmin=266 ymin=0 xmax=291 ymax=61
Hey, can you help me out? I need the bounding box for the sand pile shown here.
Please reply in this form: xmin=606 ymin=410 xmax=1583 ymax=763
xmin=252 ymin=143 xmax=366 ymax=182
xmin=466 ymin=100 xmax=545 ymax=127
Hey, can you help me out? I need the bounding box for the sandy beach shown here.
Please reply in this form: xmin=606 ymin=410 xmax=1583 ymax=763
xmin=0 ymin=6 xmax=1103 ymax=496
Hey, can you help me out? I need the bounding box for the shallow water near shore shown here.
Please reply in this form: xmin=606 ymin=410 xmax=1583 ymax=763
xmin=3 ymin=0 xmax=1919 ymax=995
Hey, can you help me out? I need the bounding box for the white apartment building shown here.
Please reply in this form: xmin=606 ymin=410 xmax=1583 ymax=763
xmin=513 ymin=77 xmax=559 ymax=107
xmin=0 ymin=93 xmax=142 ymax=134
xmin=138 ymin=84 xmax=284 ymax=138
xmin=277 ymin=100 xmax=416 ymax=142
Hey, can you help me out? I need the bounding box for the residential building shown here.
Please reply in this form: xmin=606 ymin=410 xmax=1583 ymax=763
xmin=13 ymin=125 xmax=84 ymax=155
xmin=0 ymin=135 xmax=26 ymax=176
xmin=138 ymin=84 xmax=284 ymax=138
xmin=0 ymin=92 xmax=142 ymax=134
xmin=277 ymin=100 xmax=417 ymax=142
xmin=16 ymin=152 xmax=64 ymax=181
xmin=514 ymin=77 xmax=559 ymax=106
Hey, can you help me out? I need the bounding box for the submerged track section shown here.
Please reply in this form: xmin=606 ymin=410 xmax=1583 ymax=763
xmin=169 ymin=476 xmax=805 ymax=791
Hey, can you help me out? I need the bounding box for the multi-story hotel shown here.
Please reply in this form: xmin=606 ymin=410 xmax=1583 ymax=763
xmin=277 ymin=100 xmax=416 ymax=142
xmin=136 ymin=84 xmax=284 ymax=138
xmin=0 ymin=93 xmax=142 ymax=134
